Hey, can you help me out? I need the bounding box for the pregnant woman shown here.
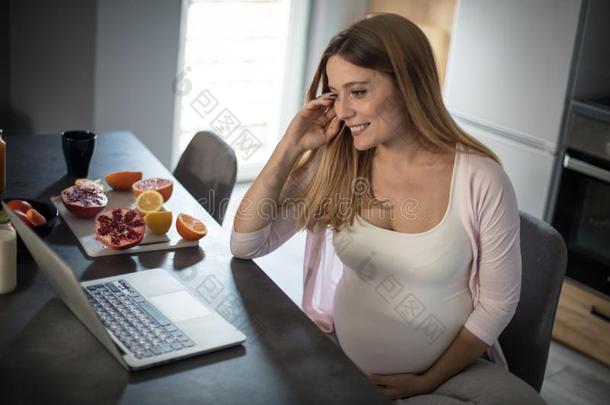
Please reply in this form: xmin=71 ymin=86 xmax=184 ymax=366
xmin=231 ymin=13 xmax=544 ymax=404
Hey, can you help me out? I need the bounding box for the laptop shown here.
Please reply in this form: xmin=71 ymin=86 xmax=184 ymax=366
xmin=2 ymin=202 xmax=246 ymax=370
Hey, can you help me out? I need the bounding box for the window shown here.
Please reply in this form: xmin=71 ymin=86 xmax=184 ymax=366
xmin=173 ymin=0 xmax=309 ymax=181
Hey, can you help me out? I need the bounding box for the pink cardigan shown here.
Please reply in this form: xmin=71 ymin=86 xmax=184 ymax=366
xmin=230 ymin=147 xmax=521 ymax=368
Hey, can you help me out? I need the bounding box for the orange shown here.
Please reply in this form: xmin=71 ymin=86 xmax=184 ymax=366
xmin=176 ymin=213 xmax=207 ymax=241
xmin=144 ymin=211 xmax=173 ymax=235
xmin=132 ymin=178 xmax=173 ymax=202
xmin=6 ymin=200 xmax=32 ymax=215
xmin=135 ymin=190 xmax=164 ymax=216
xmin=105 ymin=171 xmax=143 ymax=191
xmin=26 ymin=208 xmax=47 ymax=226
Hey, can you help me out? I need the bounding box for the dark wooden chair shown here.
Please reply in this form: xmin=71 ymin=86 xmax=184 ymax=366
xmin=173 ymin=131 xmax=237 ymax=225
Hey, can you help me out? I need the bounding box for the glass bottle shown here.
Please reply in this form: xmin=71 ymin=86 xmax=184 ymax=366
xmin=0 ymin=129 xmax=5 ymax=193
xmin=0 ymin=226 xmax=17 ymax=294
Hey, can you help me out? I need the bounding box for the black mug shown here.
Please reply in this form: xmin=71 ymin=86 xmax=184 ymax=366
xmin=61 ymin=131 xmax=96 ymax=178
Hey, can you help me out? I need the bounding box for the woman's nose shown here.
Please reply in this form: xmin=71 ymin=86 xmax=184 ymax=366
xmin=334 ymin=99 xmax=355 ymax=121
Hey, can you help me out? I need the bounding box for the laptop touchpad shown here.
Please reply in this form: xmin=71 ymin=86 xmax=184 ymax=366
xmin=149 ymin=291 xmax=211 ymax=322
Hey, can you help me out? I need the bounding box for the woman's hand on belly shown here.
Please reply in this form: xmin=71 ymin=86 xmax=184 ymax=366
xmin=369 ymin=327 xmax=489 ymax=400
xmin=369 ymin=372 xmax=435 ymax=400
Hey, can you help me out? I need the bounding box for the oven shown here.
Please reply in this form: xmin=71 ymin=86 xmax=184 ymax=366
xmin=552 ymin=99 xmax=610 ymax=298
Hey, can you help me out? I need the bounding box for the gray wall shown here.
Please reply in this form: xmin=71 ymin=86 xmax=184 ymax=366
xmin=572 ymin=0 xmax=610 ymax=99
xmin=3 ymin=0 xmax=183 ymax=169
xmin=9 ymin=0 xmax=97 ymax=134
xmin=94 ymin=0 xmax=183 ymax=168
xmin=0 ymin=0 xmax=9 ymax=129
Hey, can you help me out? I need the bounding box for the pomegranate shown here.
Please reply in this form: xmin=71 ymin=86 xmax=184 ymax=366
xmin=61 ymin=184 xmax=108 ymax=218
xmin=132 ymin=178 xmax=173 ymax=202
xmin=95 ymin=208 xmax=145 ymax=250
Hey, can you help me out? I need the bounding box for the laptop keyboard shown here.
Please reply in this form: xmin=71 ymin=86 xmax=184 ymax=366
xmin=83 ymin=280 xmax=195 ymax=359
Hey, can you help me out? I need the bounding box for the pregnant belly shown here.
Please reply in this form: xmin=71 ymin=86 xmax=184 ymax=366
xmin=333 ymin=277 xmax=473 ymax=374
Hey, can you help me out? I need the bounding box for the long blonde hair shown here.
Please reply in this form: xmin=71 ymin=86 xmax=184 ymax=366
xmin=286 ymin=13 xmax=499 ymax=232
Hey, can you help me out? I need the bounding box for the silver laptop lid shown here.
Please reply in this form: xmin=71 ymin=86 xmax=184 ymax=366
xmin=2 ymin=202 xmax=127 ymax=367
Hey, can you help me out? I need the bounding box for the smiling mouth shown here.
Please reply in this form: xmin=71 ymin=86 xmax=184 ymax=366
xmin=349 ymin=123 xmax=370 ymax=137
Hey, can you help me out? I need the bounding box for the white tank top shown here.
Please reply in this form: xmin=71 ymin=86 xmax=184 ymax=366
xmin=332 ymin=152 xmax=473 ymax=374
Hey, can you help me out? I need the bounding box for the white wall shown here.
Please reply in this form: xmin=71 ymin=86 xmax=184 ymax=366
xmin=94 ymin=0 xmax=183 ymax=168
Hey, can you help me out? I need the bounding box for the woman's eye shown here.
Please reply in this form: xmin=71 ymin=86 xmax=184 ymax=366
xmin=351 ymin=89 xmax=367 ymax=97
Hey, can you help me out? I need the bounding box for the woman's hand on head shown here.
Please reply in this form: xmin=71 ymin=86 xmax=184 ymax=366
xmin=282 ymin=92 xmax=344 ymax=154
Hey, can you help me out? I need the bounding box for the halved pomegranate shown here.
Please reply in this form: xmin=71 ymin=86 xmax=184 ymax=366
xmin=61 ymin=184 xmax=108 ymax=218
xmin=95 ymin=208 xmax=145 ymax=250
xmin=132 ymin=178 xmax=173 ymax=202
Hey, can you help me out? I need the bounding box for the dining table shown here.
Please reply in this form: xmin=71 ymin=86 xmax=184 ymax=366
xmin=0 ymin=131 xmax=391 ymax=404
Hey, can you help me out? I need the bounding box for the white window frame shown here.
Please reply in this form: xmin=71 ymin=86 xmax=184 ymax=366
xmin=171 ymin=0 xmax=311 ymax=182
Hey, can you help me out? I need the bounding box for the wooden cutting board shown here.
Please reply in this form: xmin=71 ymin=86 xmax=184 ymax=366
xmin=51 ymin=191 xmax=199 ymax=257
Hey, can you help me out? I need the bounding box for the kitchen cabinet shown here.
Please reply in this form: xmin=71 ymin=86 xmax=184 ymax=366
xmin=455 ymin=117 xmax=555 ymax=219
xmin=446 ymin=0 xmax=610 ymax=367
xmin=444 ymin=0 xmax=582 ymax=219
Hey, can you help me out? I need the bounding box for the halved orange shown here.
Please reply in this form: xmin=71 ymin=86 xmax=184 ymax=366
xmin=105 ymin=171 xmax=143 ymax=191
xmin=26 ymin=208 xmax=47 ymax=226
xmin=176 ymin=213 xmax=207 ymax=241
xmin=132 ymin=178 xmax=173 ymax=202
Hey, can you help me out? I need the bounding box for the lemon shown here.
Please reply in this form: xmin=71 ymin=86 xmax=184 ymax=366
xmin=144 ymin=211 xmax=173 ymax=235
xmin=135 ymin=190 xmax=164 ymax=216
